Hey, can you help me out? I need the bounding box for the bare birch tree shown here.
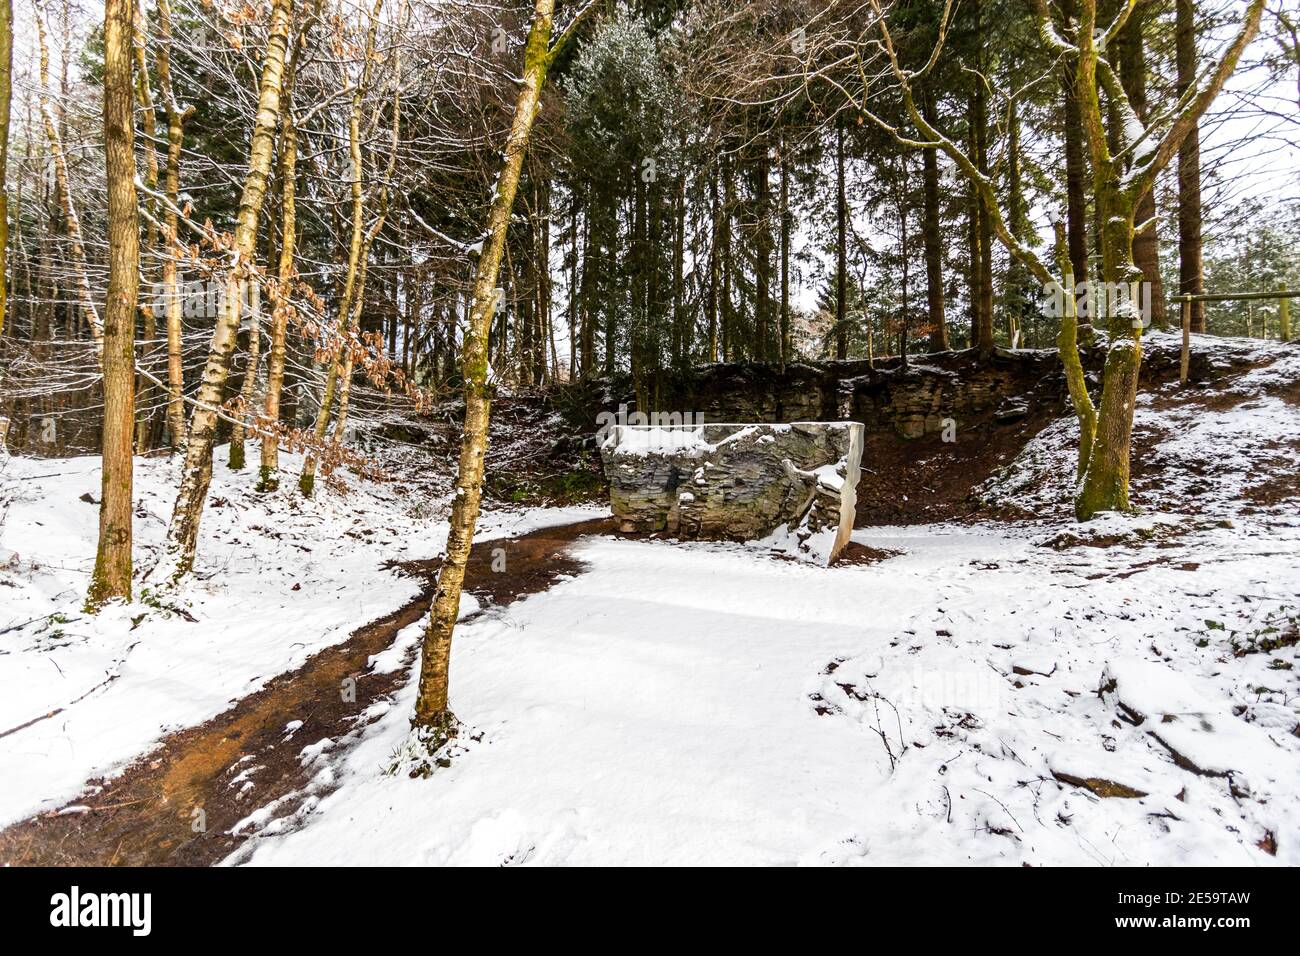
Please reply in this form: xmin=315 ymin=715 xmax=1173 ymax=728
xmin=258 ymin=16 xmax=310 ymax=491
xmin=325 ymin=32 xmax=404 ymax=454
xmin=88 ymin=0 xmax=139 ymax=606
xmin=158 ymin=0 xmax=296 ymax=580
xmin=0 ymin=0 xmax=11 ymax=337
xmin=34 ymin=0 xmax=101 ymax=340
xmin=298 ymin=0 xmax=386 ymax=497
xmin=156 ymin=0 xmax=192 ymax=450
xmin=412 ymin=0 xmax=595 ymax=744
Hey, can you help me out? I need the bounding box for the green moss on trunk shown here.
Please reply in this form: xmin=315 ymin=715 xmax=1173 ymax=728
xmin=257 ymin=466 xmax=279 ymax=493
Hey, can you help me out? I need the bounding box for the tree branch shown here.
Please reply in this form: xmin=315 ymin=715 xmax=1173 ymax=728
xmin=868 ymin=0 xmax=1055 ymax=287
xmin=1132 ymin=0 xmax=1266 ymax=199
xmin=546 ymin=0 xmax=597 ymax=67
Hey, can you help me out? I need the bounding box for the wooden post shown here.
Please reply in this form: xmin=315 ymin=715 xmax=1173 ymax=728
xmin=1281 ymin=286 xmax=1291 ymax=343
xmin=1180 ymin=294 xmax=1191 ymax=384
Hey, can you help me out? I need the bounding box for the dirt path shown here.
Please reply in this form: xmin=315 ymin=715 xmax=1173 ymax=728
xmin=0 ymin=517 xmax=610 ymax=866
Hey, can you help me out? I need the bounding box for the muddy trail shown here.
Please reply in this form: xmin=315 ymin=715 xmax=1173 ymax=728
xmin=0 ymin=517 xmax=610 ymax=867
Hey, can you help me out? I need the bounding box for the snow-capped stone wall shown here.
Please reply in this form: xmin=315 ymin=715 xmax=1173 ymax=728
xmin=600 ymin=422 xmax=863 ymax=564
xmin=587 ymin=349 xmax=1061 ymax=442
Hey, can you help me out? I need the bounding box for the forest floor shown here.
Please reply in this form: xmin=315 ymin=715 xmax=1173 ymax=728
xmin=0 ymin=332 xmax=1296 ymax=866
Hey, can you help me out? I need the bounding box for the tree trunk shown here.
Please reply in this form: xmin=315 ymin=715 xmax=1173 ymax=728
xmin=0 ymin=0 xmax=12 ymax=336
xmin=568 ymin=193 xmax=580 ymax=378
xmin=1176 ymin=0 xmax=1205 ymax=332
xmin=965 ymin=95 xmax=981 ymax=351
xmin=258 ymin=46 xmax=300 ymax=491
xmin=974 ymin=82 xmax=993 ymax=355
xmin=603 ymin=189 xmax=616 ymax=375
xmin=228 ymin=278 xmax=262 ymax=468
xmin=536 ymin=176 xmax=551 ymax=383
xmin=899 ymin=170 xmax=911 ymax=365
xmin=300 ymin=1 xmax=382 ymax=496
xmin=674 ymin=173 xmax=687 ymax=368
xmin=1053 ymin=223 xmax=1097 ymax=480
xmin=89 ymin=0 xmax=138 ymax=607
xmin=388 ymin=266 xmax=398 ymax=359
xmin=579 ymin=191 xmax=596 ymax=375
xmin=326 ymin=59 xmax=402 ymax=453
xmin=413 ymin=0 xmax=567 ymax=736
xmin=921 ymin=88 xmax=947 ymax=351
xmin=1071 ymin=2 xmax=1146 ymax=520
xmin=1071 ymin=0 xmax=1262 ymax=518
xmin=156 ymin=0 xmax=190 ymax=450
xmin=1006 ymin=101 xmax=1028 ymax=348
xmin=34 ymin=1 xmax=101 ymax=339
xmin=630 ymin=180 xmax=645 ymax=402
xmin=835 ymin=119 xmax=848 ymax=359
xmin=1117 ymin=2 xmax=1166 ymax=330
xmin=160 ymin=0 xmax=293 ymax=580
xmin=132 ymin=7 xmax=160 ymax=451
xmin=754 ymin=142 xmax=771 ymax=362
xmin=720 ymin=153 xmax=734 ymax=361
xmin=401 ymin=269 xmax=413 ymax=378
xmin=706 ymin=169 xmax=720 ymax=361
xmin=778 ymin=137 xmax=790 ymax=369
xmin=1061 ymin=0 xmax=1089 ymax=287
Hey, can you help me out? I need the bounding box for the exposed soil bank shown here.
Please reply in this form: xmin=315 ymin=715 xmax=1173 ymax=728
xmin=0 ymin=518 xmax=609 ymax=866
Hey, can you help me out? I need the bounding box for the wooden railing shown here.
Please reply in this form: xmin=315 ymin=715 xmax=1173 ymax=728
xmin=1178 ymin=287 xmax=1295 ymax=383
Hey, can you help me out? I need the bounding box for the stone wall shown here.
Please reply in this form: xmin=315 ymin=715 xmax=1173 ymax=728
xmin=841 ymin=348 xmax=1064 ymax=438
xmin=600 ymin=348 xmax=1066 ymax=440
xmin=601 ymin=422 xmax=863 ymax=564
xmin=668 ymin=363 xmax=843 ymax=423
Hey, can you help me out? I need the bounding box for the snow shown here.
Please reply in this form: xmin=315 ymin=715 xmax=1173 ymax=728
xmin=0 ymin=446 xmax=601 ymax=827
xmin=604 ymin=424 xmax=712 ymax=455
xmin=3 ymin=332 xmax=1297 ymax=865
xmin=811 ymin=462 xmax=845 ymax=491
xmin=980 ymin=332 xmax=1299 ymax=520
xmin=757 ymin=520 xmax=838 ymax=565
xmin=1101 ymin=656 xmax=1284 ymax=781
xmin=603 ymin=422 xmax=805 ymax=455
xmin=1101 ymin=657 xmax=1212 ymax=721
xmin=232 ymin=501 xmax=1298 ymax=865
xmin=603 ymin=421 xmax=861 ymax=457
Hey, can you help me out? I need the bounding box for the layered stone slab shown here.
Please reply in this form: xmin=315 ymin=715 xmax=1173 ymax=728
xmin=600 ymin=422 xmax=863 ymax=564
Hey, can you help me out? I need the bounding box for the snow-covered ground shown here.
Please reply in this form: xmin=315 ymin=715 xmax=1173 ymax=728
xmin=980 ymin=331 xmax=1300 ymax=521
xmin=2 ymin=333 xmax=1297 ymax=865
xmin=0 ymin=447 xmax=598 ymax=827
xmin=234 ymin=337 xmax=1300 ymax=866
xmin=232 ymin=513 xmax=1298 ymax=866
